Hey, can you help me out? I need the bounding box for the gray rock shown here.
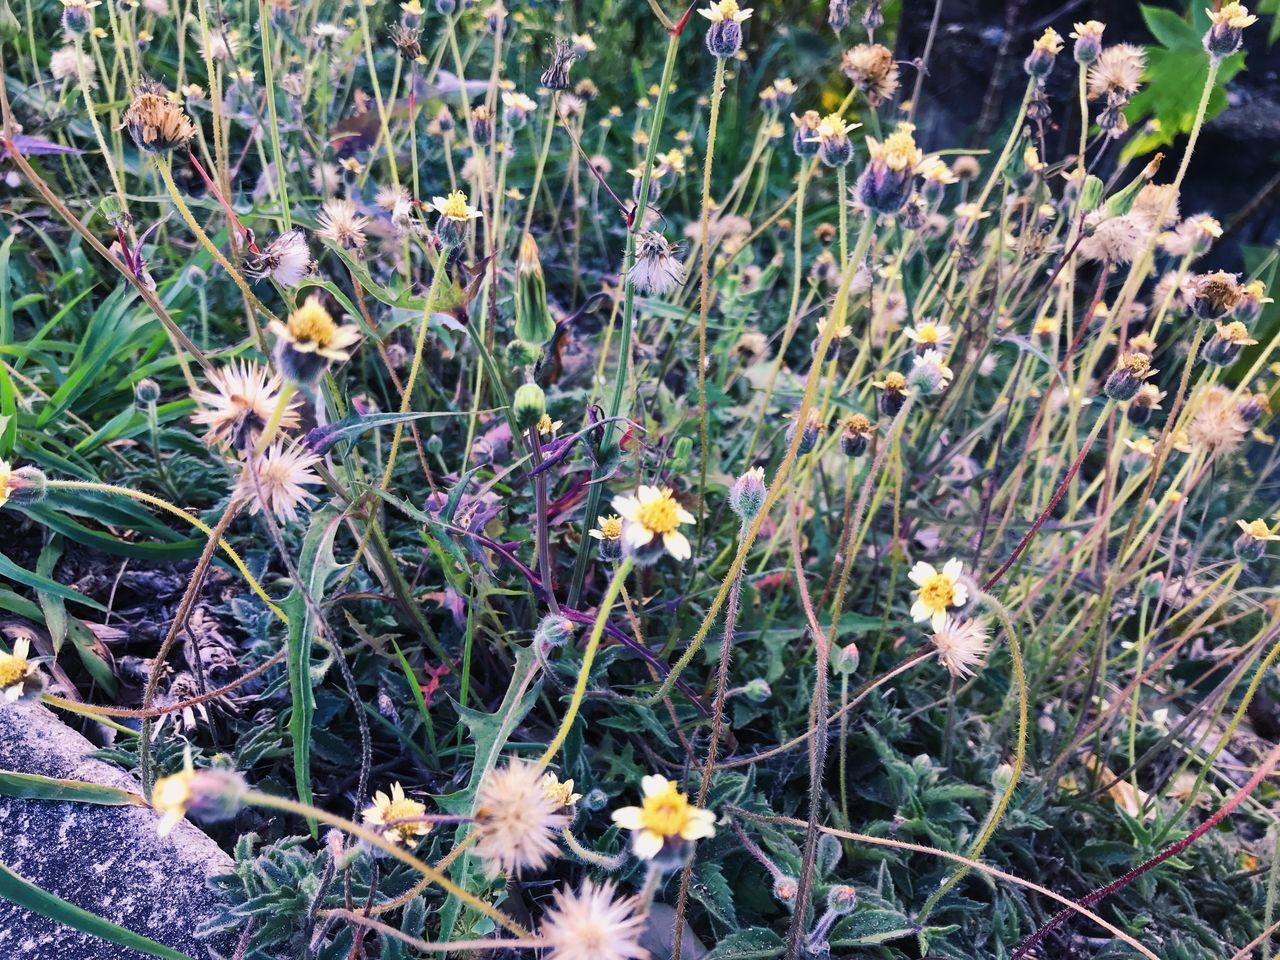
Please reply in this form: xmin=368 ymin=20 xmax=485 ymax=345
xmin=0 ymin=700 xmax=234 ymax=959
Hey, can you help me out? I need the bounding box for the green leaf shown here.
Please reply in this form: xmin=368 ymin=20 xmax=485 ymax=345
xmin=829 ymin=908 xmax=916 ymax=946
xmin=0 ymin=862 xmax=194 ymax=960
xmin=280 ymin=505 xmax=347 ymax=834
xmin=1140 ymin=4 xmax=1199 ymax=49
xmin=0 ymin=549 xmax=107 ymax=611
xmin=704 ymin=927 xmax=785 ymax=960
xmin=0 ymin=769 xmax=146 ymax=806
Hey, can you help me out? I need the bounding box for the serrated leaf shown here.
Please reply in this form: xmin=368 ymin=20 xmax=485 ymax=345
xmin=704 ymin=927 xmax=784 ymax=960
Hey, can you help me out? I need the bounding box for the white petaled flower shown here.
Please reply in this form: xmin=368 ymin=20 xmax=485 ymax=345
xmin=0 ymin=636 xmax=36 ymax=701
xmin=628 ymin=232 xmax=684 ymax=296
xmin=908 ymin=558 xmax=969 ymax=631
xmin=905 ymin=321 xmax=953 ymax=352
xmin=930 ymin=616 xmax=991 ymax=678
xmin=540 ymin=879 xmax=649 ymax=960
xmin=698 ymin=0 xmax=753 ymax=23
xmin=430 ymin=190 xmax=483 ymax=222
xmin=611 ymin=774 xmax=716 ymax=860
xmin=234 ymin=442 xmax=323 ymax=524
xmin=472 ymin=759 xmax=568 ymax=878
xmin=362 ymin=782 xmax=431 ymax=846
xmin=909 ymin=349 xmax=954 ymax=395
xmin=611 ymin=485 xmax=696 ymax=561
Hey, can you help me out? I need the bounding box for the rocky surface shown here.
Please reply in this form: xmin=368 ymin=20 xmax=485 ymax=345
xmin=0 ymin=701 xmax=233 ymax=959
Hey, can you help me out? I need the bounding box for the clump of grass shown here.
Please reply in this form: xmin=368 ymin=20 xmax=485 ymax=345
xmin=0 ymin=1 xmax=1278 ymax=958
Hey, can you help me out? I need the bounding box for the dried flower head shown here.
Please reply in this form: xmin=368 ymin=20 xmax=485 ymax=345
xmin=840 ymin=43 xmax=900 ymax=106
xmin=929 ymin=616 xmax=990 ymax=678
xmin=234 ymin=442 xmax=323 ymax=523
xmin=191 ymin=361 xmax=301 ymax=453
xmin=541 ymin=37 xmax=578 ymax=89
xmin=472 ymin=759 xmax=568 ymax=878
xmin=316 ymin=199 xmax=370 ymax=252
xmin=1184 ymin=271 xmax=1243 ymax=321
xmin=629 ymin=232 xmax=685 ymax=296
xmin=123 ymin=84 xmax=197 ymax=153
xmin=1087 ymin=44 xmax=1146 ymax=103
xmin=1188 ymin=384 xmax=1249 ymax=455
xmin=245 ymin=229 xmax=314 ymax=286
xmin=540 ymin=879 xmax=648 ymax=960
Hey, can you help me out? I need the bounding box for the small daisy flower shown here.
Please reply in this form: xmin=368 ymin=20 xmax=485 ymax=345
xmin=0 ymin=636 xmax=39 ymax=701
xmin=698 ymin=0 xmax=752 ymax=22
xmin=234 ymin=442 xmax=323 ymax=523
xmin=930 ymin=616 xmax=990 ymax=678
xmin=908 ymin=558 xmax=969 ymax=631
xmin=363 ymin=782 xmax=431 ymax=845
xmin=611 ymin=485 xmax=696 ymax=561
xmin=269 ymin=295 xmax=362 ymax=384
xmin=542 ymin=772 xmax=582 ymax=809
xmin=611 ymin=774 xmax=716 ymax=861
xmin=905 ymin=320 xmax=953 ymax=352
xmin=1237 ymin=518 xmax=1279 ymax=541
xmin=540 ymin=879 xmax=648 ymax=960
xmin=151 ymin=750 xmax=196 ymax=836
xmin=472 ymin=759 xmax=568 ymax=878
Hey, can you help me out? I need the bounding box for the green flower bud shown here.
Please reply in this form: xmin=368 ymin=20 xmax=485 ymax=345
xmin=513 ymin=383 xmax=547 ymax=432
xmin=514 ymin=234 xmax=557 ymax=346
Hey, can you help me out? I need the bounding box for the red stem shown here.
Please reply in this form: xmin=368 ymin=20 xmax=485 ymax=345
xmin=1011 ymin=742 xmax=1280 ymax=959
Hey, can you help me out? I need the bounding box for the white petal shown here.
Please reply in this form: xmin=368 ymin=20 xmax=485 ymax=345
xmin=951 ymin=583 xmax=970 ymax=608
xmin=637 ymin=485 xmax=660 ymax=504
xmin=676 ymin=507 xmax=696 ymax=525
xmin=907 ymin=562 xmax=936 ymax=586
xmin=611 ymin=806 xmax=645 ymax=830
xmin=931 ymin=611 xmax=947 ymax=632
xmin=625 ymin=525 xmax=654 ymax=548
xmin=633 ymin=830 xmax=664 ymax=860
xmin=641 ymin=774 xmax=670 ymax=796
xmin=612 ymin=495 xmax=639 ymax=520
xmin=942 ymin=558 xmax=964 ymax=581
xmin=910 ymin=599 xmax=933 ymax=623
xmin=664 ymin=531 xmax=692 ymax=561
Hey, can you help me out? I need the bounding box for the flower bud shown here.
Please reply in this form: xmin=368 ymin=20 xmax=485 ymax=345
xmin=669 ymin=436 xmax=694 ymax=474
xmin=1071 ymin=20 xmax=1104 ymax=65
xmin=729 ymin=467 xmax=767 ymax=521
xmin=840 ymin=414 xmax=874 ymax=457
xmin=1205 ymin=2 xmax=1256 ymax=60
xmin=1103 ymin=353 xmax=1155 ymax=402
xmin=1201 ymin=321 xmax=1255 ymax=368
xmin=833 ymin=643 xmax=860 ymax=675
xmin=185 ymin=768 xmax=248 ymax=824
xmin=791 ymin=111 xmax=821 ymax=158
xmin=826 ymin=884 xmax=857 ymax=914
xmin=827 ymin=0 xmax=848 ymax=31
xmin=514 ymin=233 xmax=557 ymax=346
xmin=1234 ymin=519 xmax=1274 ymax=563
xmin=1024 ymin=28 xmax=1063 ymax=77
xmin=1238 ymin=391 xmax=1270 ymax=426
xmin=1079 ymin=174 xmax=1105 ymax=213
xmin=706 ymin=18 xmax=743 ymax=58
xmin=773 ymin=875 xmax=799 ymax=905
xmin=134 ymin=378 xmax=162 ymax=407
xmin=0 ymin=464 xmax=47 ymax=508
xmin=786 ymin=410 xmax=822 ymax=455
xmin=61 ymin=0 xmax=93 ymax=36
xmin=506 ymin=339 xmax=544 ymax=369
xmin=861 ymin=0 xmax=883 ymax=31
xmin=513 ymin=383 xmax=547 ymax=432
xmin=583 ymin=787 xmax=609 ymax=812
xmin=535 ymin=614 xmax=576 ymax=649
xmin=741 ymin=677 xmax=771 ymax=702
xmin=435 ymin=0 xmax=454 ymax=12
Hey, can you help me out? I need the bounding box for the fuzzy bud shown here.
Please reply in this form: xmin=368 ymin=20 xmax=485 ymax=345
xmin=729 ymin=467 xmax=767 ymax=521
xmin=786 ymin=411 xmax=822 ymax=455
xmin=1103 ymin=352 xmax=1154 ymax=402
xmin=1071 ymin=20 xmax=1104 ymax=65
xmin=1235 ymin=530 xmax=1266 ymax=563
xmin=1024 ymin=28 xmax=1063 ymax=77
xmin=741 ymin=677 xmax=772 ymax=702
xmin=2 ymin=465 xmax=48 ymax=507
xmin=513 ymin=383 xmax=547 ymax=432
xmin=506 ymin=339 xmax=544 ymax=369
xmin=669 ymin=436 xmax=694 ymax=474
xmin=827 ymin=0 xmax=848 ymax=31
xmin=185 ymin=768 xmax=248 ymax=824
xmin=134 ymin=377 xmax=162 ymax=407
xmin=535 ymin=614 xmax=576 ymax=650
xmin=833 ymin=643 xmax=860 ymax=675
xmin=861 ymin=0 xmax=883 ymax=31
xmin=826 ymin=884 xmax=857 ymax=914
xmin=706 ymin=18 xmax=743 ymax=58
xmin=61 ymin=0 xmax=93 ymax=35
xmin=773 ymin=875 xmax=799 ymax=905
xmin=514 ymin=233 xmax=556 ymax=346
xmin=791 ymin=111 xmax=821 ymax=158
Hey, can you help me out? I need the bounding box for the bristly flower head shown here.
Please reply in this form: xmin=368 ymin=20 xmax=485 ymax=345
xmin=191 ymin=360 xmax=301 ymax=453
xmin=1024 ymin=27 xmax=1063 ymax=76
xmin=908 ymin=558 xmax=969 ymax=631
xmin=430 ymin=190 xmax=482 ymax=245
xmin=856 ymin=124 xmax=923 ymax=214
xmin=1183 ymin=270 xmax=1243 ymax=321
xmin=541 ymin=37 xmax=577 ymax=90
xmin=234 ymin=442 xmax=322 ymax=523
xmin=611 ymin=774 xmax=716 ymax=863
xmin=123 ymin=82 xmax=197 ymax=153
xmin=1235 ymin=517 xmax=1280 ymax=562
xmin=363 ymin=782 xmax=431 ymax=846
xmin=908 ymin=349 xmax=954 ymax=396
xmin=930 ymin=616 xmax=991 ymax=678
xmin=611 ymin=485 xmax=696 ymax=562
xmin=316 ymin=199 xmax=370 ymax=252
xmin=628 ymin=232 xmax=685 ymax=296
xmin=472 ymin=759 xmax=568 ymax=878
xmin=540 ymin=879 xmax=649 ymax=960
xmin=840 ymin=43 xmax=899 ymax=106
xmin=729 ymin=466 xmax=768 ymax=521
xmin=589 ymin=514 xmax=626 ymax=562
xmin=808 ymin=113 xmax=859 ymax=167
xmin=245 ymin=229 xmax=314 ymax=287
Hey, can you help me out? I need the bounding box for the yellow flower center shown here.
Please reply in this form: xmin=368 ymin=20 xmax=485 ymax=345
xmin=639 ymin=783 xmax=695 ymax=837
xmin=916 ymin=324 xmax=940 ymax=343
xmin=918 ymin=574 xmax=956 ymax=611
xmin=440 ymin=190 xmax=472 ymax=220
xmin=637 ymin=493 xmax=682 ymax=535
xmin=380 ymin=796 xmax=425 ymax=825
xmin=152 ymin=770 xmax=193 ymax=816
xmin=881 ymin=371 xmax=907 ymax=391
xmin=1219 ymin=321 xmax=1249 ymax=343
xmin=712 ymin=0 xmax=739 ymax=20
xmin=0 ymin=653 xmax=27 ymax=688
xmin=599 ymin=515 xmax=623 ymax=540
xmin=1241 ymin=519 xmax=1271 ymax=538
xmin=287 ymin=299 xmax=338 ymax=348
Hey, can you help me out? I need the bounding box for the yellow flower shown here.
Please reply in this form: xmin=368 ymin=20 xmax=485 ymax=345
xmin=908 ymin=558 xmax=968 ymax=631
xmin=867 ymin=125 xmax=923 ymax=172
xmin=0 ymin=636 xmax=34 ymax=701
xmin=0 ymin=459 xmax=11 ymax=510
xmin=1215 ymin=321 xmax=1257 ymax=345
xmin=152 ymin=750 xmax=196 ymax=836
xmin=698 ymin=0 xmax=752 ymax=24
xmin=611 ymin=485 xmax=696 ymax=561
xmin=611 ymin=775 xmax=715 ymax=860
xmin=1237 ymin=519 xmax=1280 ymax=541
xmin=363 ymin=782 xmax=431 ymax=845
xmin=1124 ymin=436 xmax=1157 ymax=458
xmin=873 ymin=371 xmax=907 ymax=392
xmin=400 ymin=0 xmax=424 ymax=13
xmin=270 ymin=296 xmax=361 ymax=362
xmin=430 ymin=190 xmax=483 ymax=222
xmin=542 ymin=772 xmax=582 ymax=808
xmin=1207 ymin=2 xmax=1257 ymax=29
xmin=1032 ymin=27 xmax=1064 ymax=54
xmin=590 ymin=515 xmax=624 ymax=542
